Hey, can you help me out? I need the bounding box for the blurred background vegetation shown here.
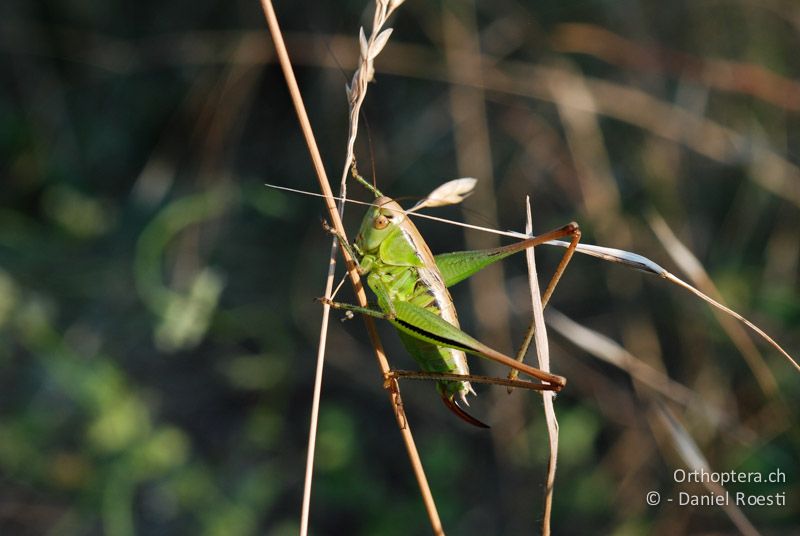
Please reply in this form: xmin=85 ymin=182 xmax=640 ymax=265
xmin=1 ymin=0 xmax=798 ymax=534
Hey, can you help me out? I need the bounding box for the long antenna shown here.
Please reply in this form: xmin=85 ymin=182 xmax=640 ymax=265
xmin=351 ymin=160 xmax=383 ymax=197
xmin=264 ymin=182 xmax=799 ymax=373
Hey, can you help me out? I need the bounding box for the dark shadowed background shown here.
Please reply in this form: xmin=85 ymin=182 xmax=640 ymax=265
xmin=1 ymin=0 xmax=799 ymax=534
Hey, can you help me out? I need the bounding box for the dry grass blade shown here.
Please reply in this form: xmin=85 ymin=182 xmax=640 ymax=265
xmin=545 ymin=238 xmax=799 ymax=375
xmin=653 ymin=402 xmax=761 ymax=536
xmin=524 ymin=197 xmax=559 ymax=536
xmin=663 ymin=273 xmax=799 ymax=374
xmin=546 ymin=309 xmax=746 ymax=435
xmin=256 ymin=12 xmax=342 ymax=535
xmin=259 ymin=2 xmax=443 ymax=535
xmin=647 ymin=211 xmax=780 ymax=395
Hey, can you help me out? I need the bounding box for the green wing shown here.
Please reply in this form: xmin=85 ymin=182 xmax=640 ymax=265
xmin=435 ymin=238 xmax=539 ymax=288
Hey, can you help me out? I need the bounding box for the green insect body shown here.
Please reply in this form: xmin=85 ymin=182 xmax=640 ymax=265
xmin=349 ymin=196 xmax=571 ymax=427
xmin=355 ymin=197 xmax=477 ymax=407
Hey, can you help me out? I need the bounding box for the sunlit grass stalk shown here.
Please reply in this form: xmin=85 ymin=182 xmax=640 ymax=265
xmin=258 ymin=2 xmax=443 ymax=535
xmin=522 ymin=197 xmax=559 ymax=535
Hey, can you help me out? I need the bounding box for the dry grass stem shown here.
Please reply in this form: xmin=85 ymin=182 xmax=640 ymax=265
xmin=663 ymin=275 xmax=799 ymax=374
xmin=542 ymin=239 xmax=798 ymax=374
xmin=524 ymin=197 xmax=559 ymax=536
xmin=259 ymin=2 xmax=443 ymax=535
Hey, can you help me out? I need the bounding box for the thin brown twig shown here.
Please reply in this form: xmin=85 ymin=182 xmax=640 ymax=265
xmin=258 ymin=2 xmax=443 ymax=535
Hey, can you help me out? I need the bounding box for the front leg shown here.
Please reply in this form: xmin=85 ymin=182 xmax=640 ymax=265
xmin=321 ymin=220 xmax=369 ymax=274
xmin=317 ymin=271 xmax=400 ymax=320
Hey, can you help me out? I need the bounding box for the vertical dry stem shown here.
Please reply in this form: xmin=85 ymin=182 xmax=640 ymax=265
xmin=259 ymin=2 xmax=443 ymax=535
xmin=524 ymin=198 xmax=559 ymax=535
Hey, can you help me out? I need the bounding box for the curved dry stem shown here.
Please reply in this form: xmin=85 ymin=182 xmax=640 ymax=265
xmin=647 ymin=211 xmax=780 ymax=395
xmin=664 ymin=272 xmax=800 ymax=374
